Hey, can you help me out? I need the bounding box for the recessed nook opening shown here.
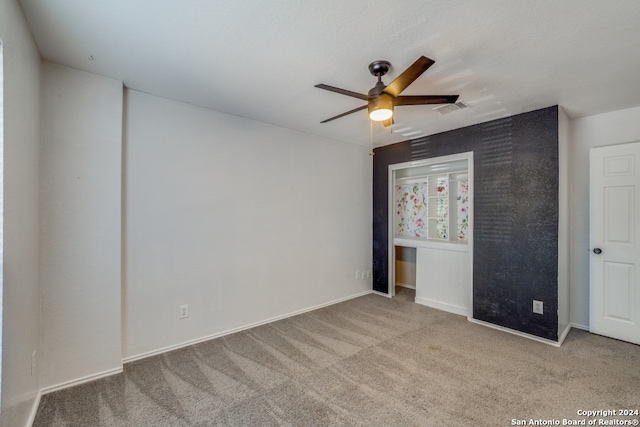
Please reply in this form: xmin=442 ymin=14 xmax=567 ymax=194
xmin=388 ymin=152 xmax=473 ymax=319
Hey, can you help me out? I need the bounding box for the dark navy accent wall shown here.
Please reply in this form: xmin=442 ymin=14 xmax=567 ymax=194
xmin=373 ymin=106 xmax=559 ymax=340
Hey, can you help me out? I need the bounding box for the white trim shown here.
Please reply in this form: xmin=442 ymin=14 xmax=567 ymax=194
xmin=123 ymin=290 xmax=373 ymax=364
xmin=415 ymin=297 xmax=467 ymax=317
xmin=26 ymin=391 xmax=42 ymax=427
xmin=467 ymin=154 xmax=474 ymax=321
xmin=395 ymin=282 xmax=416 ymax=290
xmin=41 ymin=366 xmax=123 ymax=395
xmin=571 ymin=322 xmax=589 ymax=331
xmin=372 ymin=290 xmax=392 ymax=298
xmin=470 ymin=319 xmax=562 ymax=347
xmin=558 ymin=324 xmax=572 ymax=345
xmin=388 ymin=163 xmax=395 ymax=296
xmin=394 ymin=237 xmax=468 ymax=252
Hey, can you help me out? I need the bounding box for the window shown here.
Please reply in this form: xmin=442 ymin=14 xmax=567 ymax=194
xmin=394 ymin=159 xmax=469 ymax=242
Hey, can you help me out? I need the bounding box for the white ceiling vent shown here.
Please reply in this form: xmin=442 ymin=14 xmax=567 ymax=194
xmin=433 ymin=101 xmax=470 ymax=115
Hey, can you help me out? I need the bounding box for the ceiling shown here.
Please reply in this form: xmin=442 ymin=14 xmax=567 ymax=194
xmin=19 ymin=0 xmax=640 ymax=148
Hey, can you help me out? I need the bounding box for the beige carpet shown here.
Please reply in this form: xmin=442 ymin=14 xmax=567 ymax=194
xmin=33 ymin=291 xmax=640 ymax=426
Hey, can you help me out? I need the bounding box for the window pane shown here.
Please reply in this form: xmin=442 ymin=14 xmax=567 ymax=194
xmin=395 ymin=183 xmax=428 ymax=237
xmin=457 ymin=179 xmax=469 ymax=240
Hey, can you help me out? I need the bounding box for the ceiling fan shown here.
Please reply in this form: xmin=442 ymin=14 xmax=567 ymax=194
xmin=315 ymin=56 xmax=459 ymax=127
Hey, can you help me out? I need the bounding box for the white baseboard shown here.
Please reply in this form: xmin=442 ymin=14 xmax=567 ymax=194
xmin=371 ymin=290 xmax=391 ymax=298
xmin=123 ymin=290 xmax=373 ymax=364
xmin=27 ymin=390 xmax=42 ymax=427
xmin=558 ymin=323 xmax=572 ymax=345
xmin=571 ymin=322 xmax=589 ymax=331
xmin=36 ymin=291 xmax=375 ymax=400
xmin=415 ymin=297 xmax=468 ymax=317
xmin=396 ymin=282 xmax=416 ymax=290
xmin=470 ymin=318 xmax=563 ymax=347
xmin=40 ymin=366 xmax=123 ymax=396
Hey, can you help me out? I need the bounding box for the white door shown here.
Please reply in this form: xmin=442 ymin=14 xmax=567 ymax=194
xmin=590 ymin=142 xmax=640 ymax=345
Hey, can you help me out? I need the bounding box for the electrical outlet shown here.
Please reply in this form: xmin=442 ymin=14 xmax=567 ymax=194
xmin=355 ymin=270 xmax=361 ymax=279
xmin=179 ymin=304 xmax=189 ymax=319
xmin=31 ymin=351 xmax=36 ymax=376
xmin=533 ymin=300 xmax=543 ymax=314
xmin=366 ymin=270 xmax=372 ymax=278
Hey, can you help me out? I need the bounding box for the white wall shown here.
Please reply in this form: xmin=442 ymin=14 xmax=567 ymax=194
xmin=40 ymin=63 xmax=123 ymax=391
xmin=0 ymin=0 xmax=42 ymax=425
xmin=558 ymin=107 xmax=570 ymax=339
xmin=569 ymin=105 xmax=640 ymax=328
xmin=123 ymin=90 xmax=372 ymax=360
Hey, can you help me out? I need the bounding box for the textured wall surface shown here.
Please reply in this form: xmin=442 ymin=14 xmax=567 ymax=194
xmin=373 ymin=106 xmax=559 ymax=340
xmin=0 ymin=0 xmax=42 ymax=425
xmin=40 ymin=63 xmax=123 ymax=390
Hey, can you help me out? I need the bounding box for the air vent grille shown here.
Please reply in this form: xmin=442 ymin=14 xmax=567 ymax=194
xmin=433 ymin=101 xmax=469 ymax=115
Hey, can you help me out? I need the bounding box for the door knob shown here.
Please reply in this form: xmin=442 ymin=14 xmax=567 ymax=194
xmin=593 ymin=248 xmax=602 ymax=254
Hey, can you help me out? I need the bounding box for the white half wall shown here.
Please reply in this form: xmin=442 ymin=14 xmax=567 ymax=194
xmin=0 ymin=0 xmax=42 ymax=425
xmin=415 ymin=246 xmax=468 ymax=316
xmin=569 ymin=105 xmax=640 ymax=328
xmin=40 ymin=63 xmax=123 ymax=390
xmin=123 ymin=90 xmax=372 ymax=359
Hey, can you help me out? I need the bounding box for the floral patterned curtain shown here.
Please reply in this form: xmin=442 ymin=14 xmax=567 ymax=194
xmin=395 ymin=183 xmax=428 ymax=237
xmin=395 ymin=177 xmax=469 ymax=242
xmin=457 ymin=179 xmax=469 ymax=241
xmin=433 ymin=177 xmax=449 ymax=239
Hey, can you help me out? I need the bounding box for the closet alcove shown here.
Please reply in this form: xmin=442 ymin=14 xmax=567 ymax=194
xmin=389 ymin=153 xmax=473 ymax=318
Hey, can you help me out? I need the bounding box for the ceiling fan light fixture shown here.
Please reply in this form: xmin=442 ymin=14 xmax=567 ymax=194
xmin=316 ymin=56 xmax=458 ymax=126
xmin=369 ymin=107 xmax=393 ymax=121
xmin=368 ymin=94 xmax=393 ymax=121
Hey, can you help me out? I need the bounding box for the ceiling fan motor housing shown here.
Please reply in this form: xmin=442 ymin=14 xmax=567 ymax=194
xmin=368 ymin=93 xmax=394 ymax=121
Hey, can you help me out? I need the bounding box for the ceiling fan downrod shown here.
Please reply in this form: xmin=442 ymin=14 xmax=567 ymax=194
xmin=368 ymin=60 xmax=390 ymax=96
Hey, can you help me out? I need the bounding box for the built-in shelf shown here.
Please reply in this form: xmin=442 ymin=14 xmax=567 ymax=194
xmin=394 ymin=237 xmax=468 ymax=252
